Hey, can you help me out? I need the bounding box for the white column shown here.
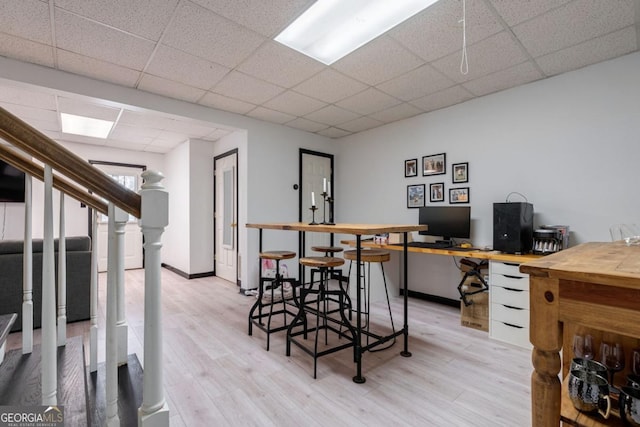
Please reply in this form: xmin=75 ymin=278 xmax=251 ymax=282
xmin=138 ymin=170 xmax=170 ymax=427
xmin=22 ymin=173 xmax=33 ymax=354
xmin=57 ymin=193 xmax=67 ymax=347
xmin=41 ymin=165 xmax=57 ymax=405
xmin=105 ymin=202 xmax=120 ymax=427
xmin=90 ymin=209 xmax=99 ymax=372
xmin=113 ymin=206 xmax=129 ymax=366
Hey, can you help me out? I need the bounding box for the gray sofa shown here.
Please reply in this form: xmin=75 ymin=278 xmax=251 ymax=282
xmin=0 ymin=236 xmax=92 ymax=332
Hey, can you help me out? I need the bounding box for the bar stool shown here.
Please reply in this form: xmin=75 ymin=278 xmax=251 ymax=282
xmin=287 ymin=256 xmax=356 ymax=379
xmin=248 ymin=250 xmax=299 ymax=351
xmin=343 ymin=249 xmax=396 ymax=351
xmin=310 ymin=245 xmax=350 ymax=314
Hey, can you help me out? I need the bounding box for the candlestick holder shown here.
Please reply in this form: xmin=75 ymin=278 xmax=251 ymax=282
xmin=308 ymin=205 xmax=318 ymax=225
xmin=321 ymin=192 xmax=335 ymax=225
xmin=327 ymin=196 xmax=335 ymax=225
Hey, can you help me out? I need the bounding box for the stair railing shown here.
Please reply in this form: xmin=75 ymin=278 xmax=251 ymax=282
xmin=0 ymin=106 xmax=169 ymax=426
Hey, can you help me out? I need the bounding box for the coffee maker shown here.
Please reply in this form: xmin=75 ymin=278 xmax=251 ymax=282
xmin=533 ymin=225 xmax=570 ymax=255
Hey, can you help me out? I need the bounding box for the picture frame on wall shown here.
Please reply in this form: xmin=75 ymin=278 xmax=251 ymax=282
xmin=422 ymin=153 xmax=446 ymax=176
xmin=405 ymin=158 xmax=418 ymax=177
xmin=450 ymin=187 xmax=470 ymax=204
xmin=452 ymin=162 xmax=468 ymax=183
xmin=407 ymin=184 xmax=425 ymax=208
xmin=429 ymin=182 xmax=445 ymax=202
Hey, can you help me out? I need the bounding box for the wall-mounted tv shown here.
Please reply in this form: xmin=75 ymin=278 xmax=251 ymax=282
xmin=0 ymin=159 xmax=26 ymax=203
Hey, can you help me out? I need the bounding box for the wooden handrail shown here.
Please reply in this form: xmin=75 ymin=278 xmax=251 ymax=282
xmin=0 ymin=106 xmax=141 ymax=218
xmin=0 ymin=145 xmax=108 ymax=215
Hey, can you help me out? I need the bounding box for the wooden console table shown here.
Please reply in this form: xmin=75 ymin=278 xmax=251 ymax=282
xmin=520 ymin=242 xmax=640 ymax=426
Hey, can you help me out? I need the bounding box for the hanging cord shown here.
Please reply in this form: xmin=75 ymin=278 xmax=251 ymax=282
xmin=505 ymin=192 xmax=528 ymax=203
xmin=459 ymin=0 xmax=469 ymax=75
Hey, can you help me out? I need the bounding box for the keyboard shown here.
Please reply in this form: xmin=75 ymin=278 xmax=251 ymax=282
xmin=406 ymin=241 xmax=453 ymax=249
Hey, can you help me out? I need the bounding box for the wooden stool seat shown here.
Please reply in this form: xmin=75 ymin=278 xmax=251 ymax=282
xmin=299 ymin=256 xmax=345 ymax=269
xmin=260 ymin=250 xmax=296 ymax=260
xmin=343 ymin=249 xmax=390 ymax=263
xmin=311 ymin=246 xmax=344 ymax=254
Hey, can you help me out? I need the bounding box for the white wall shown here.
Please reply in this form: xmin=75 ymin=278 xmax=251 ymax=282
xmin=163 ymin=140 xmax=190 ymax=273
xmin=336 ymin=52 xmax=640 ymax=300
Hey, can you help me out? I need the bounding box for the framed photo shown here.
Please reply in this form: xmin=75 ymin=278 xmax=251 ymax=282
xmin=422 ymin=153 xmax=446 ymax=176
xmin=452 ymin=162 xmax=468 ymax=183
xmin=429 ymin=182 xmax=445 ymax=202
xmin=407 ymin=184 xmax=425 ymax=208
xmin=404 ymin=158 xmax=418 ymax=177
xmin=449 ymin=187 xmax=470 ymax=204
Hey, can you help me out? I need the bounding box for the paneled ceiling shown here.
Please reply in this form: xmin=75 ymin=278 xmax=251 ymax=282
xmin=0 ymin=0 xmax=638 ymax=153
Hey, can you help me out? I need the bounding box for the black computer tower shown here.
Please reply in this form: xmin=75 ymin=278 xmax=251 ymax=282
xmin=493 ymin=202 xmax=534 ymax=254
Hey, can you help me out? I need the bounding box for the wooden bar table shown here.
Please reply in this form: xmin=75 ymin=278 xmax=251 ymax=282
xmin=246 ymin=222 xmax=426 ymax=383
xmin=520 ymin=242 xmax=640 ymax=427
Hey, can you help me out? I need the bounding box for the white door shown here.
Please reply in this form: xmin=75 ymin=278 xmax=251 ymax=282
xmin=95 ymin=165 xmax=144 ymax=272
xmin=301 ymin=151 xmax=333 ymax=256
xmin=215 ymin=152 xmax=238 ymax=283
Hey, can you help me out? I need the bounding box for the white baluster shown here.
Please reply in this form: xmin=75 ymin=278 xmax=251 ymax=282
xmin=41 ymin=165 xmax=57 ymax=405
xmin=22 ymin=173 xmax=33 ymax=354
xmin=106 ymin=202 xmax=120 ymax=427
xmin=138 ymin=170 xmax=170 ymax=426
xmin=57 ymin=193 xmax=67 ymax=347
xmin=113 ymin=206 xmax=128 ymax=366
xmin=90 ymin=209 xmax=99 ymax=372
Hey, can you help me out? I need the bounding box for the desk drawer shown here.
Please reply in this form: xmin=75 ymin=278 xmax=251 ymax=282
xmin=491 ymin=319 xmax=531 ymax=349
xmin=491 ymin=303 xmax=529 ymax=328
xmin=491 ymin=273 xmax=529 ymax=291
xmin=491 ymin=261 xmax=527 ymax=278
xmin=491 ymin=286 xmax=529 ymax=309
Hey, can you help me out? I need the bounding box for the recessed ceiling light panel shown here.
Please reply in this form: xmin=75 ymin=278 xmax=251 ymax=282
xmin=275 ymin=0 xmax=440 ymax=65
xmin=60 ymin=112 xmax=114 ymax=139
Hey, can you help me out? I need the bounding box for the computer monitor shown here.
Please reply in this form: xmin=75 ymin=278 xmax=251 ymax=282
xmin=418 ymin=206 xmax=471 ymax=243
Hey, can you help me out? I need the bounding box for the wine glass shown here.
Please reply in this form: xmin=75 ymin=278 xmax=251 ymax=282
xmin=605 ymin=343 xmax=625 ymax=390
xmin=633 ymin=348 xmax=640 ymax=375
xmin=583 ymin=334 xmax=595 ymax=360
xmin=572 ymin=334 xmax=584 ymax=358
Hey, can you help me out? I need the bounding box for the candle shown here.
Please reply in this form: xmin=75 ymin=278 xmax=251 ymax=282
xmin=323 ymin=178 xmax=327 ymax=193
xmin=311 ymin=191 xmax=315 ymax=207
xmin=327 ymin=181 xmax=331 ymax=197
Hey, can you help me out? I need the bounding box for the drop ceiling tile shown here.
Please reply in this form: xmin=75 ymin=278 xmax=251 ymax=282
xmin=317 ymin=127 xmax=351 ymax=138
xmin=285 ymin=118 xmax=328 ymax=133
xmin=138 ymin=74 xmax=207 ymax=103
xmin=0 ymin=0 xmax=52 ymax=44
xmin=148 ymin=138 xmax=183 ymax=148
xmin=206 ymin=129 xmax=232 ymax=140
xmin=104 ymin=139 xmax=149 ymax=151
xmin=53 ymin=0 xmax=179 ymax=41
xmin=335 ymin=88 xmax=401 ymax=116
xmin=146 ymin=45 xmax=230 ymax=91
xmin=211 ymin=71 xmax=283 ymax=104
xmin=431 ymin=31 xmax=528 ymax=83
xmin=535 ymin=26 xmax=638 ymax=76
xmin=110 ymin=123 xmax=160 ymax=141
xmin=0 ymin=102 xmax=58 ymax=122
xmin=198 ymin=92 xmax=256 ymax=115
xmin=377 ymin=65 xmax=457 ymax=102
xmin=263 ymin=91 xmax=325 ymax=116
xmin=42 ymin=130 xmax=63 ymax=140
xmin=463 ymin=61 xmax=543 ymax=97
xmin=191 ymin=0 xmax=314 ymax=37
xmin=154 ymin=130 xmax=189 ymax=144
xmin=303 ymin=105 xmax=360 ymax=127
xmin=162 ymin=118 xmax=218 ymax=137
xmin=56 ymin=50 xmax=141 ymax=87
xmin=512 ymin=0 xmax=636 ymax=58
xmin=162 ymin=1 xmax=265 ymax=68
xmin=55 ymin=9 xmax=156 ymax=70
xmin=22 ymin=117 xmax=61 ymax=132
xmin=0 ymin=33 xmax=54 ymax=67
xmin=142 ymin=144 xmax=170 ymax=154
xmin=488 ymin=0 xmax=572 ymax=26
xmin=293 ymin=69 xmax=368 ymax=104
xmin=247 ymin=107 xmax=296 ymax=124
xmin=389 ymin=0 xmax=503 ymax=62
xmin=238 ymin=41 xmax=324 ymax=88
xmin=369 ymin=103 xmax=424 ymax=123
xmin=118 ymin=110 xmax=174 ymax=129
xmin=332 ymin=36 xmax=423 ymax=86
xmin=0 ymin=85 xmax=57 ymax=110
xmin=336 ymin=116 xmax=384 ymax=133
xmin=58 ymin=97 xmax=122 ymax=121
xmin=57 ymin=133 xmax=107 ymax=146
xmin=410 ymin=85 xmax=474 ymax=112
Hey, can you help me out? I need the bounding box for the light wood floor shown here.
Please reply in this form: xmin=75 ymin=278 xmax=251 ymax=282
xmin=7 ymin=268 xmax=532 ymax=426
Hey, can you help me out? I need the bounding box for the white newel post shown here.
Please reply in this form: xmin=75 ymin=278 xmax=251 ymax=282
xmin=57 ymin=193 xmax=67 ymax=347
xmin=22 ymin=173 xmax=33 ymax=354
xmin=90 ymin=209 xmax=99 ymax=372
xmin=114 ymin=206 xmax=129 ymax=366
xmin=138 ymin=170 xmax=170 ymax=427
xmin=106 ymin=202 xmax=121 ymax=427
xmin=41 ymin=165 xmax=57 ymax=405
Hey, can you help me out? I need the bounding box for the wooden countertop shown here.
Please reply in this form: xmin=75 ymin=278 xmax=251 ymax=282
xmin=246 ymin=222 xmax=427 ymax=235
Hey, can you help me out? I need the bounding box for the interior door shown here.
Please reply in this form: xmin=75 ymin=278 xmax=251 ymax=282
xmin=215 ymin=151 xmax=238 ymax=284
xmin=300 ymin=150 xmax=334 ymax=256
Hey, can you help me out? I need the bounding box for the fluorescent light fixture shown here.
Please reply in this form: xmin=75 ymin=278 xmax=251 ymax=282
xmin=275 ymin=0 xmax=440 ymax=65
xmin=60 ymin=112 xmax=114 ymax=139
